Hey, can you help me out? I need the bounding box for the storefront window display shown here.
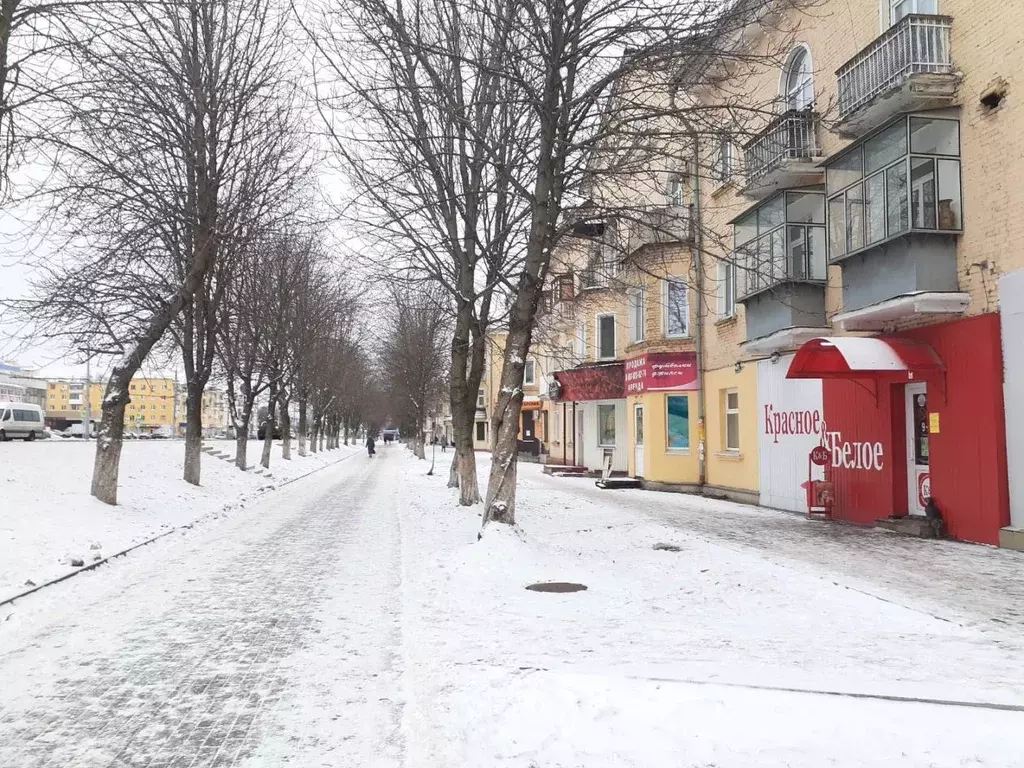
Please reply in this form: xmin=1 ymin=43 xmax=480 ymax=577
xmin=667 ymin=395 xmax=690 ymax=450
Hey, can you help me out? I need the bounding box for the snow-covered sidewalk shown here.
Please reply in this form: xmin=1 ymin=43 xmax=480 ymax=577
xmin=2 ymin=445 xmax=1024 ymax=767
xmin=0 ymin=439 xmax=357 ymax=602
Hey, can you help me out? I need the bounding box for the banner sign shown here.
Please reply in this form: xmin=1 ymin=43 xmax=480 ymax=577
xmin=624 ymin=352 xmax=698 ymax=394
xmin=552 ymin=363 xmax=624 ymax=402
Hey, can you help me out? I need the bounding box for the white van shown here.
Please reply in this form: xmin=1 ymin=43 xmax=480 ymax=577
xmin=0 ymin=402 xmax=46 ymax=441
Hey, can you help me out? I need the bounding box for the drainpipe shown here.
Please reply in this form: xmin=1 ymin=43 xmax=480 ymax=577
xmin=692 ymin=142 xmax=707 ymax=488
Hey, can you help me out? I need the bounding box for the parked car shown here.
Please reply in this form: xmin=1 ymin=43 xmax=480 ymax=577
xmin=60 ymin=423 xmax=93 ymax=439
xmin=0 ymin=402 xmax=46 ymax=442
xmin=257 ymin=422 xmax=282 ymax=440
xmin=150 ymin=426 xmax=174 ymax=439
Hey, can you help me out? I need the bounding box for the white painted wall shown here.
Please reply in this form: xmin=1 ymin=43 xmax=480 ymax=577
xmin=1000 ymin=271 xmax=1024 ymax=529
xmin=757 ymin=354 xmax=825 ymax=513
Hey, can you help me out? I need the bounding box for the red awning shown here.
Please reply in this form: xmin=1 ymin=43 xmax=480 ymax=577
xmin=553 ymin=363 xmax=625 ymax=402
xmin=787 ymin=337 xmax=945 ymax=381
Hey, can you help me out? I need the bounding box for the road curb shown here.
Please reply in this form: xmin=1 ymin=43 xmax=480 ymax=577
xmin=0 ymin=450 xmax=359 ymax=610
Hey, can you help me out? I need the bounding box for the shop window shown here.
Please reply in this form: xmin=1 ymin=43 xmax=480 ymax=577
xmin=597 ymin=404 xmax=616 ymax=446
xmin=664 ymin=280 xmax=690 ymax=337
xmin=725 ymin=390 xmax=740 ymax=451
xmin=524 ymin=360 xmax=536 ymax=385
xmin=825 ymin=115 xmax=961 ymax=261
xmin=666 ymin=395 xmax=690 ymax=451
xmin=735 ymin=191 xmax=826 ymax=299
xmin=628 ymin=287 xmax=646 ymax=344
xmin=597 ymin=314 xmax=616 ymax=360
xmin=475 ymin=421 xmax=487 ymax=442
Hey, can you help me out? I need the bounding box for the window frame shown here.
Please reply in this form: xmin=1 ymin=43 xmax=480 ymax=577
xmin=782 ymin=45 xmax=815 ymax=111
xmin=523 ymin=359 xmax=536 ymax=386
xmin=825 ymin=115 xmax=962 ymax=263
xmin=663 ymin=279 xmax=691 ymax=338
xmin=716 ymin=259 xmax=736 ymax=319
xmin=724 ymin=389 xmax=741 ymax=452
xmin=476 ymin=388 xmax=485 ymax=409
xmin=666 ymin=394 xmax=691 ymax=452
xmin=597 ymin=403 xmax=617 ymax=447
xmin=733 ymin=191 xmax=827 ymax=300
xmin=475 ymin=421 xmax=487 ymax=443
xmin=888 ymin=0 xmax=937 ymax=26
xmin=596 ymin=313 xmax=617 ymax=361
xmin=713 ymin=134 xmax=735 ymax=183
xmin=628 ymin=286 xmax=646 ymax=344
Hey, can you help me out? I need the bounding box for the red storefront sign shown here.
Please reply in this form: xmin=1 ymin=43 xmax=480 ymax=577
xmin=553 ymin=363 xmax=624 ymax=402
xmin=624 ymin=351 xmax=698 ymax=394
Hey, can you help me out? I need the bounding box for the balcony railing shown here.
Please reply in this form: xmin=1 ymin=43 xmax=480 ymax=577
xmin=743 ymin=110 xmax=821 ymax=189
xmin=735 ymin=224 xmax=826 ymax=301
xmin=837 ymin=15 xmax=953 ymax=123
xmin=581 ymin=260 xmax=618 ymax=290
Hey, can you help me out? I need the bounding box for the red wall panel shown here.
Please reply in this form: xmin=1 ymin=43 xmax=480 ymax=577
xmin=821 ymin=314 xmax=1009 ymax=544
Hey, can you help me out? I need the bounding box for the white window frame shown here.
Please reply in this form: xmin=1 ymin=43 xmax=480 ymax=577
xmin=596 ymin=313 xmax=617 ymax=360
xmin=713 ymin=134 xmax=735 ymax=183
xmin=476 ymin=388 xmax=485 ymax=409
xmin=628 ymin=287 xmax=646 ymax=344
xmin=576 ymin=322 xmax=587 ymax=362
xmin=524 ymin=359 xmax=536 ymax=385
xmin=668 ymin=177 xmax=685 ymax=207
xmin=781 ymin=45 xmax=814 ymax=111
xmin=725 ymin=389 xmax=740 ymax=452
xmin=716 ymin=260 xmax=736 ymax=319
xmin=475 ymin=420 xmax=488 ymax=443
xmin=597 ymin=403 xmax=617 ymax=447
xmin=663 ymin=280 xmax=690 ymax=338
xmin=887 ymin=0 xmax=936 ymax=27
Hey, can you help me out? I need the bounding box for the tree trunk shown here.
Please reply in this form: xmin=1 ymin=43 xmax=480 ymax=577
xmin=298 ymin=398 xmax=308 ymax=457
xmin=183 ymin=377 xmax=203 ymax=486
xmin=234 ymin=401 xmax=253 ymax=470
xmin=91 ymin=371 xmax=133 ymax=505
xmin=261 ymin=385 xmax=277 ymax=469
xmin=280 ymin=396 xmax=292 ymax=460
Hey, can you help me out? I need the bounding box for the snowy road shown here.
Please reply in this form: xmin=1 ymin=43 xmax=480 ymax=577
xmin=3 ymin=447 xmax=1024 ymax=767
xmin=0 ymin=447 xmax=402 ymax=768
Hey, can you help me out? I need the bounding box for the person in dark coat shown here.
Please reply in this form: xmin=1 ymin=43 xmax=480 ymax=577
xmin=366 ymin=434 xmax=376 ymax=457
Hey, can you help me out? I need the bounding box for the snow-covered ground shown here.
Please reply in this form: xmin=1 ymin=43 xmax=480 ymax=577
xmin=0 ymin=438 xmax=357 ymax=602
xmin=2 ymin=445 xmax=1024 ymax=767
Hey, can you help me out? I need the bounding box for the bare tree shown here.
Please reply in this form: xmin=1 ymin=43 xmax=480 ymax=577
xmin=307 ymin=0 xmax=532 ymax=504
xmin=379 ymin=288 xmax=449 ymax=461
xmin=21 ymin=0 xmax=308 ymax=503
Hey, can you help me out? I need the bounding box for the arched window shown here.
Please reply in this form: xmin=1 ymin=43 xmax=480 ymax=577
xmin=783 ymin=46 xmax=814 ymax=111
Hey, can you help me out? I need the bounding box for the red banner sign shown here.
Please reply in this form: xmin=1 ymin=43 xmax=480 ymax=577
xmin=624 ymin=352 xmax=698 ymax=394
xmin=553 ymin=363 xmax=624 ymax=402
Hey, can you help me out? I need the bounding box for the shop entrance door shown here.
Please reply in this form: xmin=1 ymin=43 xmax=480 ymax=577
xmin=633 ymin=404 xmax=645 ymax=478
xmin=905 ymin=382 xmax=930 ymax=516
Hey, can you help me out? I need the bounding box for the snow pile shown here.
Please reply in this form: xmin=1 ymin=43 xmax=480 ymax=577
xmin=0 ymin=439 xmax=356 ymax=601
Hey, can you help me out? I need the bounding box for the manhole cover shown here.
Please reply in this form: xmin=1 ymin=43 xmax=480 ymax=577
xmin=525 ymin=582 xmax=588 ymax=593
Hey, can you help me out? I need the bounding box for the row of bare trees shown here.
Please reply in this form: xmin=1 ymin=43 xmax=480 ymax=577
xmin=309 ymin=0 xmax=809 ymax=526
xmin=8 ymin=0 xmax=369 ymax=503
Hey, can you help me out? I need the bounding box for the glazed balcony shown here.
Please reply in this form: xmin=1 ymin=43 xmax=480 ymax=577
xmin=836 ymin=15 xmax=957 ymax=139
xmin=742 ymin=110 xmax=824 ymax=199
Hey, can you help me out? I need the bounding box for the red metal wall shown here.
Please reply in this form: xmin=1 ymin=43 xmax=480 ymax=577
xmin=822 ymin=314 xmax=1009 ymax=544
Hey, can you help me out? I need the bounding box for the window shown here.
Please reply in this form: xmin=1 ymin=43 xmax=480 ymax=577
xmin=825 ymin=116 xmax=961 ymax=260
xmin=597 ymin=314 xmax=616 ymax=359
xmin=554 ymin=273 xmax=575 ymax=302
xmin=475 ymin=421 xmax=487 ymax=442
xmin=668 ymin=177 xmax=685 ymax=207
xmin=476 ymin=388 xmax=485 ymax=409
xmin=783 ymin=46 xmax=814 ymax=110
xmin=664 ymin=280 xmax=690 ymax=337
xmin=524 ymin=359 xmax=536 ymax=385
xmin=666 ymin=395 xmax=690 ymax=451
xmin=735 ymin=191 xmax=826 ymax=298
xmin=628 ymin=287 xmax=646 ymax=344
xmin=597 ymin=404 xmax=616 ymax=446
xmin=725 ymin=390 xmax=740 ymax=451
xmin=577 ymin=323 xmax=587 ymax=361
xmin=713 ymin=134 xmax=735 ymax=182
xmin=717 ymin=260 xmax=736 ymax=318
xmin=889 ymin=0 xmax=936 ymax=25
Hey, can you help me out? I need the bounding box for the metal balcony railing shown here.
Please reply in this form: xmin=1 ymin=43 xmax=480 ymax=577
xmin=743 ymin=110 xmax=821 ymax=188
xmin=625 ymin=205 xmax=692 ymax=255
xmin=837 ymin=15 xmax=953 ymax=122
